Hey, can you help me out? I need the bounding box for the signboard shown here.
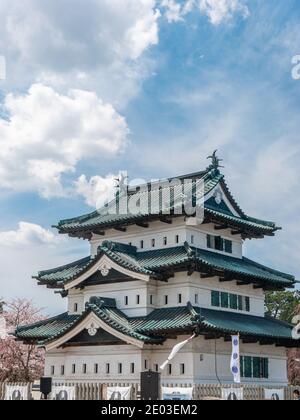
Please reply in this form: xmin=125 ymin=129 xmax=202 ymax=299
xmin=51 ymin=386 xmax=76 ymax=401
xmin=162 ymin=387 xmax=193 ymax=400
xmin=107 ymin=386 xmax=132 ymax=401
xmin=5 ymin=385 xmax=28 ymax=400
xmin=264 ymin=389 xmax=285 ymax=401
xmin=222 ymin=388 xmax=244 ymax=400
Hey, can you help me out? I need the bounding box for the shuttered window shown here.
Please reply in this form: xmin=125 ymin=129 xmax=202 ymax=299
xmin=245 ymin=297 xmax=250 ymax=312
xmin=211 ymin=291 xmax=220 ymax=307
xmin=221 ymin=292 xmax=229 ymax=308
xmin=244 ymin=357 xmax=252 ymax=378
xmin=225 ymin=240 xmax=233 ymax=254
xmin=230 ymin=294 xmax=238 ymax=310
xmin=240 ymin=357 xmax=269 ymax=379
xmin=238 ymin=295 xmax=243 ymax=311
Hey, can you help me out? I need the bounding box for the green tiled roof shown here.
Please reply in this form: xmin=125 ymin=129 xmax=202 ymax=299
xmin=55 ymin=169 xmax=278 ymax=236
xmin=15 ymin=302 xmax=299 ymax=346
xmin=35 ymin=242 xmax=295 ymax=289
xmin=15 ymin=300 xmax=163 ymax=345
xmin=134 ymin=306 xmax=297 ymax=341
xmin=15 ymin=313 xmax=80 ymax=340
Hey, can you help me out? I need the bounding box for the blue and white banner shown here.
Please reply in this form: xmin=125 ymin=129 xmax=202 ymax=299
xmin=230 ymin=335 xmax=241 ymax=384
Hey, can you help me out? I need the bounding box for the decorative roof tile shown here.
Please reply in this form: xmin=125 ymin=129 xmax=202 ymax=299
xmin=54 ymin=169 xmax=279 ymax=236
xmin=35 ymin=243 xmax=295 ymax=289
xmin=15 ymin=303 xmax=299 ymax=346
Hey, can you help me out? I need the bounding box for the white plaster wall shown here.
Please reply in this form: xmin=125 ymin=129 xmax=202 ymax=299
xmin=45 ymin=336 xmax=288 ymax=386
xmin=67 ymin=272 xmax=265 ymax=317
xmin=68 ymin=281 xmax=157 ymax=317
xmin=90 ymin=219 xmax=243 ymax=258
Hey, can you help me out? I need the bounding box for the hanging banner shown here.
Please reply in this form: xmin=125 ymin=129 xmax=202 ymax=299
xmin=230 ymin=335 xmax=241 ymax=384
xmin=51 ymin=386 xmax=76 ymax=401
xmin=5 ymin=385 xmax=28 ymax=400
xmin=222 ymin=388 xmax=244 ymax=401
xmin=107 ymin=386 xmax=132 ymax=401
xmin=162 ymin=387 xmax=194 ymax=401
xmin=160 ymin=334 xmax=196 ymax=371
xmin=264 ymin=389 xmax=285 ymax=401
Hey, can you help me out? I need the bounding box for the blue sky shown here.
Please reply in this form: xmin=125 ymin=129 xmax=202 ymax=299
xmin=0 ymin=0 xmax=299 ymax=314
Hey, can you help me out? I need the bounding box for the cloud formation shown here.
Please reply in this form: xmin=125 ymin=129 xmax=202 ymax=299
xmin=0 ymin=84 xmax=129 ymax=198
xmin=0 ymin=222 xmax=62 ymax=247
xmin=0 ymin=0 xmax=160 ymax=105
xmin=161 ymin=0 xmax=249 ymax=25
xmin=75 ymin=174 xmax=117 ymax=208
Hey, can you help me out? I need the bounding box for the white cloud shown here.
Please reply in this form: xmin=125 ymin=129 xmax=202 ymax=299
xmin=199 ymin=0 xmax=249 ymax=25
xmin=0 ymin=222 xmax=62 ymax=247
xmin=0 ymin=0 xmax=160 ymax=106
xmin=161 ymin=0 xmax=249 ymax=25
xmin=0 ymin=83 xmax=129 ymax=198
xmin=75 ymin=174 xmax=117 ymax=208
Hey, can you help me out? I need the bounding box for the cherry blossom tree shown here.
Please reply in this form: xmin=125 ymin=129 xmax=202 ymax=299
xmin=0 ymin=299 xmax=45 ymax=382
xmin=288 ymin=304 xmax=300 ymax=386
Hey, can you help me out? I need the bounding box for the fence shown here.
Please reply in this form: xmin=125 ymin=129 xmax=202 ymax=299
xmin=0 ymin=382 xmax=299 ymax=400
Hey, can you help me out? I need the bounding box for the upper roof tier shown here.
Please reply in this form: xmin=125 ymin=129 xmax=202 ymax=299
xmin=54 ymin=158 xmax=280 ymax=240
xmin=34 ymin=241 xmax=295 ymax=291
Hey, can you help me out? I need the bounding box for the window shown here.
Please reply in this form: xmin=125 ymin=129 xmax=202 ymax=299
xmin=168 ymin=364 xmax=172 ymax=375
xmin=83 ymin=364 xmax=87 ymax=374
xmin=74 ymin=303 xmax=78 ymax=313
xmin=212 ymin=291 xmax=250 ymax=313
xmin=94 ymin=364 xmax=99 ymax=374
xmin=152 ymin=239 xmax=155 ymax=248
xmin=221 ymin=292 xmax=229 ymax=308
xmin=195 ymin=294 xmax=199 ymax=304
xmin=211 ymin=291 xmax=220 ymax=307
xmin=180 ymin=364 xmax=185 ymax=375
xmin=165 ymin=295 xmax=168 ymax=305
xmin=229 ymin=294 xmax=238 ymax=310
xmin=140 ymin=240 xmax=144 ymax=249
xmin=144 ymin=360 xmax=148 ymax=370
xmin=178 ymin=294 xmax=182 ymax=304
xmin=240 ymin=357 xmax=269 ymax=379
xmin=215 ymin=236 xmax=224 ymax=251
xmin=175 ymin=235 xmax=179 ymax=244
xmin=118 ymin=363 xmax=123 ymax=374
xmin=191 ymin=235 xmax=194 ymax=245
xmin=125 ymin=296 xmax=129 ymax=306
xmin=154 ymin=364 xmax=159 ymax=372
xmin=150 ymin=295 xmax=154 ymax=305
xmin=163 ymin=237 xmax=168 ymax=246
xmin=207 ymin=234 xmax=232 ymax=254
xmin=106 ymin=364 xmax=110 ymax=374
xmin=131 ymin=363 xmax=135 ymax=374
xmin=225 ymin=240 xmax=233 ymax=254
xmin=136 ymin=295 xmax=140 ymax=305
xmin=72 ymin=364 xmax=76 ymax=374
xmin=245 ymin=297 xmax=250 ymax=312
xmin=51 ymin=366 xmax=55 ymax=376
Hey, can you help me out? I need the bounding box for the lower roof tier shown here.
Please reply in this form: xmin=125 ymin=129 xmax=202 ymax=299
xmin=15 ymin=299 xmax=300 ymax=349
xmin=34 ymin=242 xmax=295 ymax=290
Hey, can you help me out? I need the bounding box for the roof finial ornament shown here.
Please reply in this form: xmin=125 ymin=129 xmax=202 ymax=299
xmin=207 ymin=150 xmax=224 ymax=172
xmin=115 ymin=173 xmax=129 ymax=196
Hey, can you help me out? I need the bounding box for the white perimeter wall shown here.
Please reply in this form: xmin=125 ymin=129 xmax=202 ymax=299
xmin=45 ymin=336 xmax=288 ymax=386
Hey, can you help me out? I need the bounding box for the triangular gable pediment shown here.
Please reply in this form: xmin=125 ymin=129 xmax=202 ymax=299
xmin=205 ymin=183 xmax=242 ymax=218
xmin=64 ymin=254 xmax=150 ymax=291
xmin=44 ymin=312 xmax=145 ymax=351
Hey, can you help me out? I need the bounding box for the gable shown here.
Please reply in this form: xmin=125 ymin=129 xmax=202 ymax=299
xmin=80 ymin=268 xmax=137 ymax=288
xmin=205 ymin=184 xmax=242 ymax=218
xmin=65 ymin=327 xmax=124 ymax=347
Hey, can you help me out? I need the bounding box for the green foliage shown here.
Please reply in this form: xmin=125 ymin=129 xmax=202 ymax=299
xmin=265 ymin=291 xmax=300 ymax=323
